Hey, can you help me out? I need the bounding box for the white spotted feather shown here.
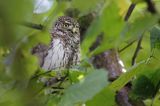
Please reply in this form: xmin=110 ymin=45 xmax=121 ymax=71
xmin=33 ymin=16 xmax=80 ymax=71
xmin=42 ymin=39 xmax=66 ymax=70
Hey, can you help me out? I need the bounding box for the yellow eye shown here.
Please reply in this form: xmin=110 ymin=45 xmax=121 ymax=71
xmin=64 ymin=23 xmax=69 ymax=27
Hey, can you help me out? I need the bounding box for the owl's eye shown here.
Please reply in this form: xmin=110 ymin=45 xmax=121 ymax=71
xmin=63 ymin=23 xmax=69 ymax=27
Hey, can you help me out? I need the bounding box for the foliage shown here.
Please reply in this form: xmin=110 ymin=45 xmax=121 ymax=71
xmin=130 ymin=69 xmax=160 ymax=104
xmin=150 ymin=26 xmax=160 ymax=50
xmin=1 ymin=0 xmax=160 ymax=106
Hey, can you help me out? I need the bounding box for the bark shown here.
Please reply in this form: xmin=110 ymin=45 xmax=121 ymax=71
xmin=92 ymin=49 xmax=123 ymax=81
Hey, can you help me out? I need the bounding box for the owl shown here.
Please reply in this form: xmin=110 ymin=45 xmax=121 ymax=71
xmin=32 ymin=16 xmax=80 ymax=71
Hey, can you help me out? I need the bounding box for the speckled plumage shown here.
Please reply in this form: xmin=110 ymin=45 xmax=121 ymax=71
xmin=33 ymin=16 xmax=80 ymax=71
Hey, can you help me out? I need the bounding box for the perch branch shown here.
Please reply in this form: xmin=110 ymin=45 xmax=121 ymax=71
xmin=131 ymin=35 xmax=143 ymax=66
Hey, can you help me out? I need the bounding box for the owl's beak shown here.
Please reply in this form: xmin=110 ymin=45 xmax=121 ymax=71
xmin=72 ymin=27 xmax=78 ymax=33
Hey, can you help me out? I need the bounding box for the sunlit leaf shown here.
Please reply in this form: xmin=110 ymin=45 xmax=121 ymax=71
xmin=117 ymin=0 xmax=131 ymax=16
xmin=100 ymin=1 xmax=124 ymax=37
xmin=131 ymin=0 xmax=144 ymax=4
xmin=68 ymin=70 xmax=86 ymax=83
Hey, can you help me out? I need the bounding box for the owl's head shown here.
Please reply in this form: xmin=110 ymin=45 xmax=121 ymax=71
xmin=54 ymin=16 xmax=80 ymax=36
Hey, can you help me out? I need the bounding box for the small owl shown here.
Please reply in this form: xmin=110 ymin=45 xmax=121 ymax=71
xmin=32 ymin=16 xmax=80 ymax=71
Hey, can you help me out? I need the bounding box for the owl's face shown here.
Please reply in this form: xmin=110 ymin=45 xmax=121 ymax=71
xmin=54 ymin=16 xmax=80 ymax=36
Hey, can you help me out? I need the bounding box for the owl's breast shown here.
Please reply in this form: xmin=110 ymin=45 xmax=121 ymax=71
xmin=42 ymin=39 xmax=73 ymax=71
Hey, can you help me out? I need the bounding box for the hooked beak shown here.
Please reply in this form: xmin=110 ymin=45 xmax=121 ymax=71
xmin=72 ymin=27 xmax=79 ymax=33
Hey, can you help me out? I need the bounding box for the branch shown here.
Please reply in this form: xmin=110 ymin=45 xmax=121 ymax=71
xmin=131 ymin=35 xmax=143 ymax=66
xmin=44 ymin=71 xmax=69 ymax=87
xmin=118 ymin=39 xmax=137 ymax=53
xmin=21 ymin=22 xmax=44 ymax=30
xmin=145 ymin=0 xmax=157 ymax=14
xmin=118 ymin=3 xmax=136 ymax=53
xmin=124 ymin=3 xmax=136 ymax=21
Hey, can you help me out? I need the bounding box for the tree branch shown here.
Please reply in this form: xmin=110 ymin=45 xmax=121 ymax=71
xmin=21 ymin=22 xmax=44 ymax=30
xmin=118 ymin=39 xmax=137 ymax=53
xmin=131 ymin=35 xmax=143 ymax=66
xmin=124 ymin=3 xmax=136 ymax=21
xmin=145 ymin=0 xmax=157 ymax=14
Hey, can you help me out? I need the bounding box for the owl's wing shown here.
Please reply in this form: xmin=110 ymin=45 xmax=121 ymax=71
xmin=32 ymin=43 xmax=49 ymax=66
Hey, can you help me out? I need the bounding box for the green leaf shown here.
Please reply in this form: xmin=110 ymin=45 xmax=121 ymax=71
xmin=59 ymin=70 xmax=108 ymax=106
xmin=47 ymin=95 xmax=61 ymax=106
xmin=101 ymin=1 xmax=124 ymax=37
xmin=82 ymin=1 xmax=125 ymax=57
xmin=11 ymin=50 xmax=38 ymax=81
xmin=141 ymin=69 xmax=160 ymax=96
xmin=81 ymin=18 xmax=101 ymax=58
xmin=89 ymin=1 xmax=124 ymax=56
xmin=29 ymin=31 xmax=50 ymax=46
xmin=43 ymin=2 xmax=67 ymax=28
xmin=131 ymin=75 xmax=155 ymax=99
xmin=0 ymin=89 xmax=24 ymax=106
xmin=109 ymin=60 xmax=146 ymax=91
xmin=86 ymin=88 xmax=116 ymax=106
xmin=0 ymin=0 xmax=33 ymax=47
xmin=147 ymin=92 xmax=160 ymax=106
xmin=131 ymin=0 xmax=144 ymax=4
xmin=125 ymin=14 xmax=158 ymax=39
xmin=150 ymin=26 xmax=160 ymax=50
xmin=68 ymin=70 xmax=86 ymax=83
xmin=71 ymin=0 xmax=103 ymax=15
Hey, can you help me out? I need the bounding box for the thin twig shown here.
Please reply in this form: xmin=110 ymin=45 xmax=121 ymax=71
xmin=31 ymin=70 xmax=52 ymax=79
xmin=131 ymin=35 xmax=143 ymax=66
xmin=57 ymin=71 xmax=69 ymax=87
xmin=21 ymin=21 xmax=44 ymax=30
xmin=118 ymin=39 xmax=137 ymax=53
xmin=52 ymin=87 xmax=64 ymax=89
xmin=117 ymin=4 xmax=136 ymax=53
xmin=124 ymin=3 xmax=136 ymax=21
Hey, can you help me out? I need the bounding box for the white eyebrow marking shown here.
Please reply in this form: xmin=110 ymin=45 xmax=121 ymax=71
xmin=64 ymin=21 xmax=70 ymax=24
